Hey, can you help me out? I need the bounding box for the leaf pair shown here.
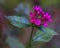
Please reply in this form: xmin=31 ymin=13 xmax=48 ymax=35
xmin=5 ymin=16 xmax=58 ymax=42
xmin=5 ymin=16 xmax=58 ymax=48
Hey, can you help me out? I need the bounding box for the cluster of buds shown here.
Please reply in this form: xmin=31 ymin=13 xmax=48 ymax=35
xmin=30 ymin=6 xmax=52 ymax=27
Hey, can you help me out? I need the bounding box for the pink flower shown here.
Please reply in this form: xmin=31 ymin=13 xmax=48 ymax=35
xmin=35 ymin=19 xmax=41 ymax=26
xmin=44 ymin=13 xmax=51 ymax=19
xmin=43 ymin=23 xmax=48 ymax=27
xmin=33 ymin=6 xmax=42 ymax=11
xmin=30 ymin=12 xmax=35 ymax=18
xmin=30 ymin=18 xmax=36 ymax=23
xmin=30 ymin=6 xmax=52 ymax=27
xmin=43 ymin=13 xmax=52 ymax=21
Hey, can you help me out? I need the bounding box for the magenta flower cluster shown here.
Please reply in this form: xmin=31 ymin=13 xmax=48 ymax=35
xmin=30 ymin=6 xmax=52 ymax=27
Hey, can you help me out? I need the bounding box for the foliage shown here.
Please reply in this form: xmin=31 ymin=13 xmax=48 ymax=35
xmin=33 ymin=27 xmax=58 ymax=42
xmin=5 ymin=16 xmax=30 ymax=28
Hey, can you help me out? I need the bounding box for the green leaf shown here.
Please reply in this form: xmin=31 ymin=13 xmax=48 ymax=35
xmin=6 ymin=36 xmax=25 ymax=48
xmin=5 ymin=16 xmax=30 ymax=28
xmin=33 ymin=27 xmax=58 ymax=42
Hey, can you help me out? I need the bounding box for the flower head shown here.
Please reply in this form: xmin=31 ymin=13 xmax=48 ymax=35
xmin=30 ymin=6 xmax=52 ymax=27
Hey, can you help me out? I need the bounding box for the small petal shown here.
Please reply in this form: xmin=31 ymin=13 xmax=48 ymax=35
xmin=45 ymin=13 xmax=51 ymax=19
xmin=47 ymin=16 xmax=51 ymax=19
xmin=43 ymin=23 xmax=48 ymax=27
xmin=44 ymin=13 xmax=49 ymax=17
xmin=30 ymin=18 xmax=36 ymax=23
xmin=45 ymin=13 xmax=49 ymax=16
xmin=30 ymin=12 xmax=35 ymax=17
xmin=33 ymin=6 xmax=42 ymax=11
xmin=35 ymin=19 xmax=41 ymax=26
xmin=43 ymin=13 xmax=51 ymax=21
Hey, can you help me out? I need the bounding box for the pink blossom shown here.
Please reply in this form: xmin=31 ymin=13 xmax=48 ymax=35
xmin=30 ymin=6 xmax=52 ymax=27
xmin=35 ymin=19 xmax=41 ymax=26
xmin=44 ymin=13 xmax=51 ymax=19
xmin=30 ymin=12 xmax=35 ymax=18
xmin=43 ymin=23 xmax=48 ymax=27
xmin=43 ymin=13 xmax=51 ymax=21
xmin=33 ymin=6 xmax=42 ymax=11
xmin=30 ymin=18 xmax=36 ymax=23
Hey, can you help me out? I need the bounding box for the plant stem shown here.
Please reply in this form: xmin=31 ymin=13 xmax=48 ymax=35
xmin=26 ymin=27 xmax=34 ymax=48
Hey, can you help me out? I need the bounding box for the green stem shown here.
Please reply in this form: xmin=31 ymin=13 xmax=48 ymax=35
xmin=26 ymin=27 xmax=34 ymax=48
